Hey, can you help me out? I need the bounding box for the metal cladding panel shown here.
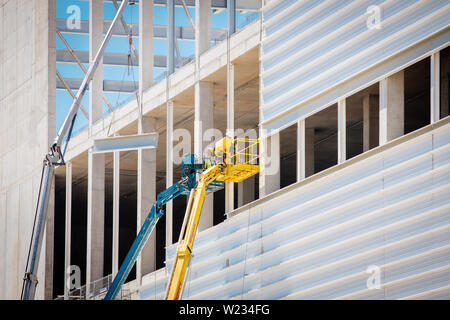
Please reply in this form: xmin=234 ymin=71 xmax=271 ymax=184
xmin=260 ymin=0 xmax=450 ymax=133
xmin=139 ymin=121 xmax=450 ymax=300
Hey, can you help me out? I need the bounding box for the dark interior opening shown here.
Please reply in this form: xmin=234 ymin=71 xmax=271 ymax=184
xmin=279 ymin=123 xmax=297 ymax=189
xmin=404 ymin=57 xmax=431 ymax=134
xmin=305 ymin=104 xmax=338 ymax=176
xmin=53 ymin=174 xmax=88 ymax=298
xmin=345 ymin=83 xmax=380 ymax=160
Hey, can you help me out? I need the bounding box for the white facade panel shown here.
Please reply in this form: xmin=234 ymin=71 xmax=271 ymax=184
xmin=139 ymin=119 xmax=450 ymax=300
xmin=260 ymin=0 xmax=450 ymax=133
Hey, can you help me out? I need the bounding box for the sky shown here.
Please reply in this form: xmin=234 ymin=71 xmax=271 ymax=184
xmin=55 ymin=0 xmax=260 ymax=136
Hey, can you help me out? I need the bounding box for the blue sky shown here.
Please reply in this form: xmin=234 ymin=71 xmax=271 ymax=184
xmin=56 ymin=0 xmax=259 ymax=136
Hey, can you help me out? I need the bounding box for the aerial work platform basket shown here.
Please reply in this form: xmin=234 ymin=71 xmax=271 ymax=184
xmin=209 ymin=137 xmax=260 ymax=183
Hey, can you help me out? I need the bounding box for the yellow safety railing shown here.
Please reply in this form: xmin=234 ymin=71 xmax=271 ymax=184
xmin=231 ymin=137 xmax=260 ymax=166
xmin=212 ymin=137 xmax=260 ymax=166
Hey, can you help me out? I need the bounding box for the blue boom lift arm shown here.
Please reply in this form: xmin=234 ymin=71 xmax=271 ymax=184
xmin=104 ymin=172 xmax=196 ymax=300
xmin=104 ymin=154 xmax=222 ymax=300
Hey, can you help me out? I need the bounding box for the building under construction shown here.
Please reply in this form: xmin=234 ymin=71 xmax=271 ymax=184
xmin=0 ymin=0 xmax=449 ymax=300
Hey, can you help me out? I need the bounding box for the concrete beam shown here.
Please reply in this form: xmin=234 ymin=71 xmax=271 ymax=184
xmin=379 ymin=71 xmax=404 ymax=145
xmin=56 ymin=78 xmax=137 ymax=93
xmin=56 ymin=19 xmax=227 ymax=41
xmin=56 ymin=50 xmax=193 ymax=68
xmin=78 ymin=0 xmax=261 ymax=10
xmin=91 ymin=133 xmax=158 ymax=153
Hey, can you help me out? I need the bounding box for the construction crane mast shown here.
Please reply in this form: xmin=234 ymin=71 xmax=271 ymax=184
xmin=21 ymin=0 xmax=130 ymax=300
xmin=105 ymin=137 xmax=259 ymax=300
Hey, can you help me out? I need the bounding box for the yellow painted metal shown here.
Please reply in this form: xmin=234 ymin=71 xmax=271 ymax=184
xmin=212 ymin=137 xmax=260 ymax=182
xmin=165 ymin=165 xmax=221 ymax=300
xmin=165 ymin=137 xmax=260 ymax=300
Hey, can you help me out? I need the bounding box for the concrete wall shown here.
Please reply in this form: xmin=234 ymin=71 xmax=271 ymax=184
xmin=0 ymin=0 xmax=56 ymax=299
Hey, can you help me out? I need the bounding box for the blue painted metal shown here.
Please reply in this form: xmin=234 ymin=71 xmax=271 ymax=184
xmin=104 ymin=154 xmax=222 ymax=300
xmin=105 ymin=173 xmax=195 ymax=300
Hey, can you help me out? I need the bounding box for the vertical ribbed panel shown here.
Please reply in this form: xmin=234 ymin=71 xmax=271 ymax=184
xmin=260 ymin=0 xmax=450 ymax=132
xmin=139 ymin=120 xmax=450 ymax=300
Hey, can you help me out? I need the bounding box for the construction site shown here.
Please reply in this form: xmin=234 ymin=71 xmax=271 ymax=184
xmin=0 ymin=0 xmax=449 ymax=301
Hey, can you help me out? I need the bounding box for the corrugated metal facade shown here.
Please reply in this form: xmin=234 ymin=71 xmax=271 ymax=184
xmin=139 ymin=119 xmax=450 ymax=300
xmin=260 ymin=0 xmax=450 ymax=134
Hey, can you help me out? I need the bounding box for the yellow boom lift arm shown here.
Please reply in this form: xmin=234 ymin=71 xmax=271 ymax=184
xmin=165 ymin=137 xmax=260 ymax=300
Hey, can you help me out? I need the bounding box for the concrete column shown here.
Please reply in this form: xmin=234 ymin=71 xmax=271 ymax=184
xmin=86 ymin=151 xmax=105 ymax=296
xmin=166 ymin=102 xmax=174 ymax=246
xmin=167 ymin=0 xmax=175 ymax=75
xmin=238 ymin=176 xmax=255 ymax=207
xmin=259 ymin=132 xmax=280 ymax=197
xmin=431 ymin=52 xmax=440 ymax=123
xmin=195 ymin=0 xmax=211 ymax=57
xmin=137 ymin=117 xmax=157 ymax=282
xmin=338 ymin=99 xmax=346 ymax=164
xmin=194 ymin=0 xmax=213 ymax=230
xmin=137 ymin=0 xmax=156 ymax=282
xmin=297 ymin=119 xmax=305 ymax=181
xmin=139 ymin=0 xmax=154 ymax=117
xmin=363 ymin=94 xmax=379 ymax=152
xmin=305 ymin=128 xmax=315 ymax=177
xmin=89 ymin=0 xmax=103 ymax=130
xmin=225 ymin=62 xmax=234 ymax=214
xmin=227 ymin=0 xmax=236 ymax=35
xmin=195 ymin=81 xmax=214 ymax=231
xmin=379 ymin=71 xmax=404 ymax=145
xmin=64 ymin=162 xmax=72 ymax=300
xmin=112 ymin=152 xmax=119 ymax=277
